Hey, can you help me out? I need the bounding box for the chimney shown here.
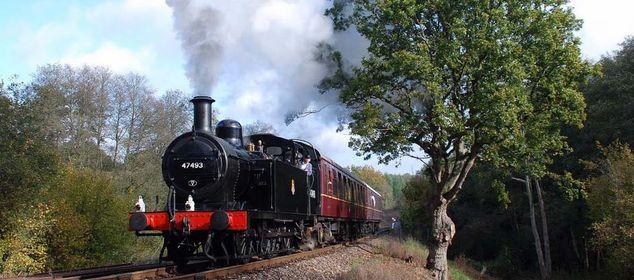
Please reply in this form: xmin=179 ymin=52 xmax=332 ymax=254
xmin=190 ymin=96 xmax=215 ymax=133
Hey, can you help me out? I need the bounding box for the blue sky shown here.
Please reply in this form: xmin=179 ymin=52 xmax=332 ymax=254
xmin=1 ymin=0 xmax=632 ymax=174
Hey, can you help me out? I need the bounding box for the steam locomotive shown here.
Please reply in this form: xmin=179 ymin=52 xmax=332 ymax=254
xmin=128 ymin=96 xmax=383 ymax=266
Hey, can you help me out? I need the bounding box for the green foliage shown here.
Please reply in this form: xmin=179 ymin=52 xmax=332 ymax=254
xmin=401 ymin=171 xmax=434 ymax=238
xmin=328 ymin=0 xmax=588 ymax=162
xmin=490 ymin=180 xmax=511 ymax=209
xmin=0 ymin=82 xmax=61 ymax=233
xmin=44 ymin=167 xmax=135 ymax=270
xmin=383 ymin=173 xmax=411 ymax=209
xmin=585 ymin=142 xmax=634 ymax=276
xmin=0 ymin=204 xmax=51 ymax=276
xmin=0 ymin=66 xmax=186 ymax=275
xmin=351 ymin=165 xmax=395 ymax=208
xmin=448 ymin=262 xmax=473 ymax=280
xmin=580 ymin=37 xmax=634 ymax=149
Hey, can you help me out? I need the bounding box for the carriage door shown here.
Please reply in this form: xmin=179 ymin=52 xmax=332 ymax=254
xmin=308 ymin=157 xmax=321 ymax=216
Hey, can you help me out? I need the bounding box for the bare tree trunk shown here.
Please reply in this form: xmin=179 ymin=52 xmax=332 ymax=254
xmin=596 ymin=249 xmax=601 ymax=270
xmin=535 ymin=179 xmax=552 ymax=278
xmin=512 ymin=208 xmax=520 ymax=233
xmin=525 ymin=176 xmax=548 ymax=279
xmin=426 ymin=198 xmax=455 ymax=280
xmin=584 ymin=239 xmax=590 ymax=271
xmin=570 ymin=227 xmax=581 ymax=269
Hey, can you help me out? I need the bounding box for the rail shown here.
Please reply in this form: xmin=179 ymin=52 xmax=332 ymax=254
xmin=31 ymin=232 xmax=386 ymax=280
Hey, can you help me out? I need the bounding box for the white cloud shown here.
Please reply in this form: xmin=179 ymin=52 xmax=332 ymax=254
xmin=11 ymin=0 xmax=185 ymax=90
xmin=61 ymin=42 xmax=154 ymax=73
xmin=14 ymin=17 xmax=82 ymax=69
xmin=571 ymin=0 xmax=634 ymax=60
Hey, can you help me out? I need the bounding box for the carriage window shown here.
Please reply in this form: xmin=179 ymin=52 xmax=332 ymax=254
xmin=363 ymin=187 xmax=368 ymax=205
xmin=352 ymin=181 xmax=359 ymax=203
xmin=351 ymin=183 xmax=355 ymax=203
xmin=344 ymin=177 xmax=348 ymax=200
xmin=362 ymin=187 xmax=366 ymax=206
xmin=341 ymin=176 xmax=345 ymax=200
xmin=341 ymin=176 xmax=346 ymax=199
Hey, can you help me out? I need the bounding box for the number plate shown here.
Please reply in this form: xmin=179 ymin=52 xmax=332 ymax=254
xmin=180 ymin=162 xmax=204 ymax=169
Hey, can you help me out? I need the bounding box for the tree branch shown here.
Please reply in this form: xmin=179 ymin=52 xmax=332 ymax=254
xmin=443 ymin=148 xmax=479 ymax=201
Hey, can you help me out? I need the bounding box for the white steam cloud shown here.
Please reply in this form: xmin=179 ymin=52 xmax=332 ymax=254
xmin=165 ymin=0 xmax=358 ymax=119
xmin=164 ymin=1 xmax=420 ymax=173
xmin=166 ymin=0 xmax=224 ymax=96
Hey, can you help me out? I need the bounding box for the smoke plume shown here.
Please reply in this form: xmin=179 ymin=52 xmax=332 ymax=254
xmin=166 ymin=0 xmax=223 ymax=96
xmin=163 ymin=1 xmax=419 ymax=172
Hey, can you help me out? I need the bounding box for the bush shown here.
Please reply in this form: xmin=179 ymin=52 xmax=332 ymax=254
xmin=401 ymin=172 xmax=433 ymax=239
xmin=0 ymin=204 xmax=51 ymax=276
xmin=44 ymin=167 xmax=135 ymax=270
xmin=585 ymin=142 xmax=634 ymax=277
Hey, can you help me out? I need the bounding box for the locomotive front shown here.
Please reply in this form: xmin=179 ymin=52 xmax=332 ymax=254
xmin=129 ymin=96 xmax=252 ymax=260
xmin=161 ymin=96 xmax=251 ymax=209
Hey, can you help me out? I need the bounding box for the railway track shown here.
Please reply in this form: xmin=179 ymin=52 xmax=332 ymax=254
xmin=32 ymin=235 xmax=382 ymax=280
xmin=31 ymin=262 xmax=174 ymax=279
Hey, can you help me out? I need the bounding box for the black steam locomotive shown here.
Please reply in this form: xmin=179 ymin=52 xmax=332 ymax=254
xmin=129 ymin=96 xmax=383 ymax=266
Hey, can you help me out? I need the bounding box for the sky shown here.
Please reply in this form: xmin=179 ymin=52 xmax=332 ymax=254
xmin=0 ymin=0 xmax=632 ymax=174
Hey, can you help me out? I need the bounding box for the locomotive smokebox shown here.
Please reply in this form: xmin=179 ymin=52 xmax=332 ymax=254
xmin=216 ymin=119 xmax=243 ymax=148
xmin=191 ymin=96 xmax=215 ymax=133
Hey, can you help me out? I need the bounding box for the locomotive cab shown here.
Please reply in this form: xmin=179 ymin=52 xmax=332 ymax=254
xmin=245 ymin=134 xmax=322 ymax=215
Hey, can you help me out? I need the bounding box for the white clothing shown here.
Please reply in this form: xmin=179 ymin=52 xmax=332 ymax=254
xmin=300 ymin=162 xmax=313 ymax=176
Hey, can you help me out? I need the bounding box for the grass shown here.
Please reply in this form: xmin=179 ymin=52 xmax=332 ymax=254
xmin=337 ymin=236 xmax=486 ymax=280
xmin=450 ymin=260 xmax=475 ymax=280
xmin=368 ymin=236 xmax=428 ymax=265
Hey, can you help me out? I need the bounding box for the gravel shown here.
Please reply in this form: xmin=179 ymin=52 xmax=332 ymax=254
xmin=222 ymin=243 xmax=433 ymax=280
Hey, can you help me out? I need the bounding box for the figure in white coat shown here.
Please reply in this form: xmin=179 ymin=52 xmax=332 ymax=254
xmin=185 ymin=195 xmax=195 ymax=211
xmin=135 ymin=195 xmax=146 ymax=212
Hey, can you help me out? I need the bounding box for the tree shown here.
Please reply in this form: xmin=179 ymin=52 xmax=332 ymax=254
xmin=243 ymin=120 xmax=278 ymax=136
xmin=384 ymin=173 xmax=411 ymax=209
xmin=581 ymin=37 xmax=634 ymax=150
xmin=29 ymin=64 xmax=118 ymax=169
xmin=325 ymin=1 xmax=589 ymax=278
xmin=585 ymin=142 xmax=634 ymax=277
xmin=564 ymin=37 xmax=634 ymax=168
xmin=350 ymin=165 xmax=395 ymax=208
xmin=44 ymin=167 xmax=134 ymax=269
xmin=401 ymin=170 xmax=434 ymax=238
xmin=0 ymin=204 xmax=51 ymax=276
xmin=0 ymin=79 xmax=61 ymax=233
xmin=493 ymin=14 xmax=589 ymax=275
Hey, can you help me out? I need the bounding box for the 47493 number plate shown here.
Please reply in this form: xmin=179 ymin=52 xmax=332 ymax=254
xmin=181 ymin=162 xmax=204 ymax=169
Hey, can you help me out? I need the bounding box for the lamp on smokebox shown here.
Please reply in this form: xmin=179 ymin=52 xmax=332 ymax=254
xmin=185 ymin=195 xmax=195 ymax=211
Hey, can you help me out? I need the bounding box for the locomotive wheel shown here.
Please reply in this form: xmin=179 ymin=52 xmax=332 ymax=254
xmin=166 ymin=239 xmax=191 ymax=269
xmin=234 ymin=234 xmax=249 ymax=264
